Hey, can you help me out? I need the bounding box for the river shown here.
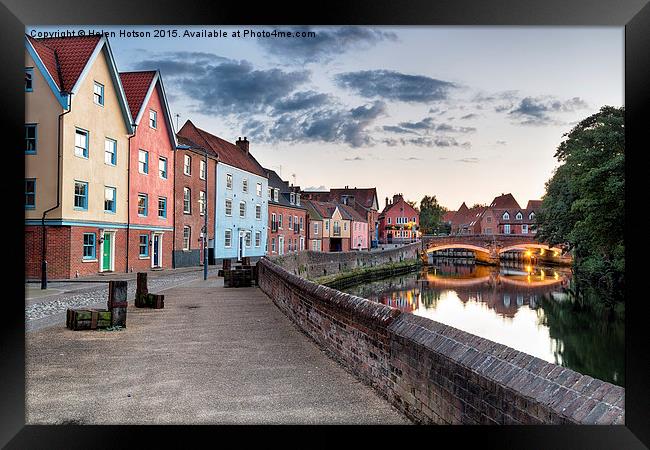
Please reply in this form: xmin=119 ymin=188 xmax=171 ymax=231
xmin=340 ymin=257 xmax=624 ymax=386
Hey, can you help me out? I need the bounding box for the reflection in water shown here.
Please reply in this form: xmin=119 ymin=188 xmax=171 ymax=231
xmin=342 ymin=258 xmax=624 ymax=386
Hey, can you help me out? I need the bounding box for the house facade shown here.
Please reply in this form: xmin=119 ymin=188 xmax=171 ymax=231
xmin=265 ymin=169 xmax=307 ymax=256
xmin=339 ymin=204 xmax=369 ymax=250
xmin=303 ymin=200 xmax=352 ymax=252
xmin=378 ymin=194 xmax=420 ymax=244
xmin=177 ymin=123 xmax=268 ymax=262
xmin=120 ymin=70 xmax=176 ymax=271
xmin=25 ymin=34 xmax=134 ymax=279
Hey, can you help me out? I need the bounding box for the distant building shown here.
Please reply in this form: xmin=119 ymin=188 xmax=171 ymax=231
xmin=449 ymin=194 xmax=541 ymax=236
xmin=378 ymin=194 xmax=420 ymax=244
xmin=303 ymin=200 xmax=352 ymax=252
xmin=265 ymin=169 xmax=307 ymax=256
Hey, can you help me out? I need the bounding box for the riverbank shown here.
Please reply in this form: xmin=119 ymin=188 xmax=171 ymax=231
xmin=313 ymin=259 xmax=422 ymax=290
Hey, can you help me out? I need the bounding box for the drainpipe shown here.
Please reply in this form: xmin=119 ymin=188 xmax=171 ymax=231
xmin=125 ymin=124 xmax=137 ymax=272
xmin=41 ymin=93 xmax=72 ymax=289
xmin=203 ymin=147 xmax=208 ymax=280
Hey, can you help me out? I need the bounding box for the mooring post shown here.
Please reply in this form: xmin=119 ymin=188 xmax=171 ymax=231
xmin=108 ymin=280 xmax=128 ymax=327
xmin=135 ymin=272 xmax=148 ymax=307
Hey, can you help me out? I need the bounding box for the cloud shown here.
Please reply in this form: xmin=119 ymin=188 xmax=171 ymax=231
xmin=381 ymin=136 xmax=471 ymax=148
xmin=508 ymin=96 xmax=589 ymax=125
xmin=382 ymin=117 xmax=476 ymax=135
xmin=134 ymin=52 xmax=310 ymax=115
xmin=496 ymin=140 xmax=507 ymax=145
xmin=457 ymin=157 xmax=480 ymax=163
xmin=304 ymin=185 xmax=328 ymax=191
xmin=257 ymin=26 xmax=398 ymax=63
xmin=271 ymin=91 xmax=332 ymax=115
xmin=343 ymin=156 xmax=365 ymax=161
xmin=334 ymin=70 xmax=457 ymax=103
xmin=460 ymin=113 xmax=479 ymax=120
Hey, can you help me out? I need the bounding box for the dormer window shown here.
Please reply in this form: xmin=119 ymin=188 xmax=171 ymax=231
xmin=290 ymin=192 xmax=295 ymax=204
xmin=529 ymin=212 xmax=535 ymax=220
xmin=502 ymin=212 xmax=510 ymax=220
xmin=515 ymin=212 xmax=523 ymax=220
xmin=296 ymin=193 xmax=301 ymax=206
xmin=274 ymin=189 xmax=279 ymax=202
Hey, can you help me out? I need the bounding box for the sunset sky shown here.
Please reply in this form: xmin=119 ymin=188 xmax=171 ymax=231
xmin=29 ymin=26 xmax=624 ymax=211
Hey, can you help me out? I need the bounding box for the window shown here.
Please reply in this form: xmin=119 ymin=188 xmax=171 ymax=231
xmin=183 ymin=226 xmax=191 ymax=250
xmin=242 ymin=178 xmax=248 ymax=192
xmin=224 ymin=229 xmax=232 ymax=248
xmin=199 ymin=191 xmax=206 ymax=216
xmin=158 ymin=197 xmax=167 ymax=218
xmin=104 ymin=138 xmax=117 ymax=165
xmin=325 ymin=221 xmax=329 ymax=231
xmin=25 ymin=179 xmax=36 ymax=209
xmin=504 ymin=224 xmax=511 ymax=234
xmin=159 ymin=157 xmax=167 ymax=179
xmin=183 ymin=188 xmax=191 ymax=214
xmin=149 ymin=110 xmax=157 ymax=128
xmin=93 ymin=82 xmax=104 ymax=106
xmin=290 ymin=193 xmax=295 ymax=204
xmin=245 ymin=231 xmax=251 ymax=247
xmin=25 ymin=68 xmax=33 ymax=92
xmin=271 ymin=212 xmax=276 ymax=230
xmin=274 ymin=189 xmax=279 ymax=202
xmin=83 ymin=233 xmax=96 ymax=259
xmin=294 ymin=216 xmax=298 ymax=230
xmin=529 ymin=212 xmax=535 ymax=220
xmin=516 ymin=212 xmax=523 ymax=220
xmin=387 ymin=217 xmax=391 ymax=224
xmin=139 ymin=235 xmax=149 ymax=257
xmin=271 ymin=238 xmax=276 ymax=253
xmin=226 ymin=173 xmax=233 ymax=189
xmin=288 ymin=239 xmax=292 ymax=252
xmin=333 ymin=222 xmax=341 ymax=235
xmin=104 ymin=187 xmax=116 ymax=213
xmin=522 ymin=224 xmax=529 ymax=234
xmin=256 ymin=183 xmax=262 ymax=196
xmin=503 ymin=212 xmax=510 ymax=220
xmin=138 ymin=149 xmax=149 ymax=174
xmin=74 ymin=181 xmax=88 ymax=210
xmin=344 ymin=222 xmax=347 ymax=231
xmin=487 ymin=216 xmax=492 ymax=223
xmin=288 ymin=215 xmax=293 ymax=229
xmin=268 ymin=187 xmax=272 ymax=199
xmin=184 ymin=155 xmax=191 ymax=175
xmin=296 ymin=193 xmax=301 ymax=206
xmin=413 ymin=217 xmax=417 ymax=222
xmin=239 ymin=201 xmax=246 ymax=218
xmin=225 ymin=199 xmax=232 ymax=216
xmin=199 ymin=160 xmax=206 ymax=180
xmin=300 ymin=217 xmax=304 ymax=230
xmin=278 ymin=214 xmax=283 ymax=229
xmin=137 ymin=193 xmax=148 ymax=216
xmin=314 ymin=223 xmax=319 ymax=235
xmin=25 ymin=124 xmax=37 ymax=154
xmin=255 ymin=231 xmax=261 ymax=247
xmin=255 ymin=204 xmax=261 ymax=220
xmin=312 ymin=240 xmax=318 ymax=251
xmin=300 ymin=237 xmax=304 ymax=251
xmin=75 ymin=129 xmax=88 ymax=158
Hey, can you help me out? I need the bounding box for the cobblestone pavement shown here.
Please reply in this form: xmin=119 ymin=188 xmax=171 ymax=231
xmin=25 ymin=268 xmax=219 ymax=332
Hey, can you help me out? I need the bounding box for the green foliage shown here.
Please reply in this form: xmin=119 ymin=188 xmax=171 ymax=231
xmin=536 ymin=106 xmax=624 ymax=304
xmin=419 ymin=195 xmax=448 ymax=235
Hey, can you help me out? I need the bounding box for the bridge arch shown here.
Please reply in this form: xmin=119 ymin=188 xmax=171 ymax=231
xmin=425 ymin=244 xmax=491 ymax=255
xmin=498 ymin=243 xmax=563 ymax=255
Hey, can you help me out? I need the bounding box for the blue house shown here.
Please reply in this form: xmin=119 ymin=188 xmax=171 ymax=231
xmin=177 ymin=123 xmax=268 ymax=262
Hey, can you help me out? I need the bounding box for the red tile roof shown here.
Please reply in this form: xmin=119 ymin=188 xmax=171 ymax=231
xmin=526 ymin=200 xmax=542 ymax=210
xmin=177 ymin=120 xmax=266 ymax=176
xmin=329 ymin=188 xmax=378 ymax=211
xmin=489 ymin=193 xmax=521 ymax=210
xmin=27 ymin=35 xmax=102 ymax=92
xmin=119 ymin=71 xmax=156 ymax=121
xmin=338 ymin=203 xmax=367 ymax=223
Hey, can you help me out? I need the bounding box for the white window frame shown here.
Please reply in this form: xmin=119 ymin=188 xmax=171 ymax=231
xmin=256 ymin=182 xmax=262 ymax=196
xmin=149 ymin=109 xmax=157 ymax=129
xmin=516 ymin=212 xmax=523 ymax=220
xmin=224 ymin=229 xmax=232 ymax=248
xmin=226 ymin=173 xmax=233 ymax=189
xmin=225 ymin=199 xmax=232 ymax=216
xmin=242 ymin=178 xmax=248 ymax=193
xmin=183 ymin=226 xmax=191 ymax=250
xmin=184 ymin=154 xmax=191 ymax=176
xmin=256 ymin=204 xmax=262 ymax=220
xmin=255 ymin=231 xmax=261 ymax=247
xmin=199 ymin=160 xmax=206 ymax=180
xmin=239 ymin=201 xmax=246 ymax=218
xmin=503 ymin=212 xmax=510 ymax=220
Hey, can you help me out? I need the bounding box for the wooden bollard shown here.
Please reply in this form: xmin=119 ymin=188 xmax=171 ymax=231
xmin=135 ymin=272 xmax=148 ymax=307
xmin=223 ymin=258 xmax=232 ymax=271
xmin=108 ymin=280 xmax=128 ymax=327
xmin=241 ymin=256 xmax=250 ymax=266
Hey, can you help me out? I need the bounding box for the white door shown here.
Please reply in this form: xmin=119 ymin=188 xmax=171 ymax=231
xmin=238 ymin=231 xmax=245 ymax=261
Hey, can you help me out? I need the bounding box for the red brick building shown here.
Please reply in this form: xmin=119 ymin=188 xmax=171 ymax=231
xmin=174 ymin=121 xmax=217 ymax=267
xmin=449 ymin=194 xmax=541 ymax=236
xmin=265 ymin=169 xmax=307 ymax=256
xmin=378 ymin=194 xmax=420 ymax=244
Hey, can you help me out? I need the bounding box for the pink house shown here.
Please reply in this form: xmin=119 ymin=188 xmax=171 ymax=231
xmin=340 ymin=204 xmax=369 ymax=250
xmin=120 ymin=70 xmax=176 ymax=271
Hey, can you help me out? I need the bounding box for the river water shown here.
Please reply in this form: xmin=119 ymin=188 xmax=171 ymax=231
xmin=341 ymin=257 xmax=624 ymax=386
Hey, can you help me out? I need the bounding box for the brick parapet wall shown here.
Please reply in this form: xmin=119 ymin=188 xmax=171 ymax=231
xmin=257 ymin=257 xmax=625 ymax=425
xmin=268 ymin=242 xmax=422 ymax=280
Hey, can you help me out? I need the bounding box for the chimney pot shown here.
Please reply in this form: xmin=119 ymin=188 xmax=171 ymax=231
xmin=235 ymin=136 xmax=250 ymax=154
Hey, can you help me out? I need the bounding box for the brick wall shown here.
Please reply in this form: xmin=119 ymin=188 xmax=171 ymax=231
xmin=127 ymin=229 xmax=173 ymax=272
xmin=257 ymin=258 xmax=625 ymax=425
xmin=269 ymin=242 xmax=421 ymax=280
xmin=25 ymin=226 xmax=71 ymax=279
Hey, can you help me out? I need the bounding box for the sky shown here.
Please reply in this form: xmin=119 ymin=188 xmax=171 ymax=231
xmin=28 ymin=26 xmax=624 ymax=211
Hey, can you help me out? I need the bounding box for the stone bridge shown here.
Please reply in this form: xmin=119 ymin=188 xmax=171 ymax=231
xmin=421 ymin=234 xmax=565 ymax=262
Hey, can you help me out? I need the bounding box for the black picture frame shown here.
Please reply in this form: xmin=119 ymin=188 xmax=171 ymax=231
xmin=1 ymin=0 xmax=648 ymax=447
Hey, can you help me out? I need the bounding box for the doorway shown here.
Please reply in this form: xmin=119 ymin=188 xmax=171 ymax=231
xmin=100 ymin=231 xmax=115 ymax=272
xmin=152 ymin=233 xmax=162 ymax=268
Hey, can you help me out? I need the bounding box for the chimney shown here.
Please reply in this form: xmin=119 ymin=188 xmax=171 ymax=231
xmin=236 ymin=136 xmax=249 ymax=155
xmin=393 ymin=193 xmax=401 ymax=204
xmin=385 ymin=197 xmax=389 ymax=208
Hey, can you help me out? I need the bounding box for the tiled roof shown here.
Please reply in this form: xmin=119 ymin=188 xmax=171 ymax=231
xmin=526 ymin=200 xmax=542 ymax=210
xmin=177 ymin=120 xmax=266 ymax=176
xmin=304 ymin=200 xmax=341 ymax=219
xmin=489 ymin=193 xmax=521 ymax=210
xmin=338 ymin=204 xmax=367 ymax=223
xmin=264 ymin=168 xmax=290 ymax=191
xmin=329 ymin=188 xmax=378 ymax=211
xmin=119 ymin=71 xmax=156 ymax=121
xmin=27 ymin=35 xmax=102 ymax=92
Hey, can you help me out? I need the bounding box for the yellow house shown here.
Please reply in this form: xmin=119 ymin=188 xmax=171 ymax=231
xmin=25 ymin=34 xmax=134 ymax=280
xmin=304 ymin=200 xmax=352 ymax=252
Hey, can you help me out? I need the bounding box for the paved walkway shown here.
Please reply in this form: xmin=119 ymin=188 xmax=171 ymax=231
xmin=26 ymin=276 xmax=410 ymax=425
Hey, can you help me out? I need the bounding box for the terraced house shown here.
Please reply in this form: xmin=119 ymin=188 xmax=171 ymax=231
xmin=25 ymin=34 xmax=134 ymax=279
xmin=177 ymin=123 xmax=268 ymax=263
xmin=265 ymin=169 xmax=307 ymax=256
xmin=303 ymin=200 xmax=352 ymax=252
xmin=120 ymin=70 xmax=177 ymax=271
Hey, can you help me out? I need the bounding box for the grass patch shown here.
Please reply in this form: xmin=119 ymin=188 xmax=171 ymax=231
xmin=313 ymin=259 xmax=422 ymax=289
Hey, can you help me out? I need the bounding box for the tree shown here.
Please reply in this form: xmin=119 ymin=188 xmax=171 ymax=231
xmin=471 ymin=203 xmax=486 ymax=209
xmin=406 ymin=200 xmax=419 ymax=211
xmin=419 ymin=195 xmax=447 ymax=235
xmin=536 ymin=106 xmax=624 ymax=305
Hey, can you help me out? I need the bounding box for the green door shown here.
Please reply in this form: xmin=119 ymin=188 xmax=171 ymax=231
xmin=102 ymin=233 xmax=112 ymax=271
